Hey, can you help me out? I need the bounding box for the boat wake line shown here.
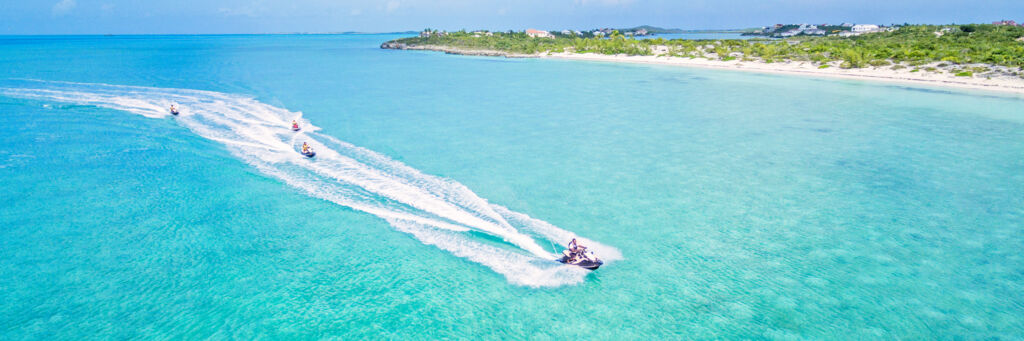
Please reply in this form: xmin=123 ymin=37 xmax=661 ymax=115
xmin=0 ymin=80 xmax=621 ymax=287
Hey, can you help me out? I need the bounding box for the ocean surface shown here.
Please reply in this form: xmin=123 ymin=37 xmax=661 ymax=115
xmin=1 ymin=34 xmax=1023 ymax=339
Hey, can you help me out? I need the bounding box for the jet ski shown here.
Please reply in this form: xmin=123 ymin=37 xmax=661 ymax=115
xmin=292 ymin=125 xmax=301 ymax=132
xmin=558 ymin=248 xmax=603 ymax=270
xmin=301 ymin=148 xmax=316 ymax=158
xmin=170 ymin=108 xmax=179 ymax=116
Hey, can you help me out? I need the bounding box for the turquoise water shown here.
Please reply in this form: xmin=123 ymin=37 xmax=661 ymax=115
xmin=1 ymin=34 xmax=1023 ymax=339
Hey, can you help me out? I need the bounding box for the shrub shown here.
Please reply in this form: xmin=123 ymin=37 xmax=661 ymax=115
xmin=955 ymin=71 xmax=973 ymax=77
xmin=840 ymin=49 xmax=867 ymax=68
xmin=818 ymin=64 xmax=831 ymax=69
xmin=869 ymin=59 xmax=892 ymax=66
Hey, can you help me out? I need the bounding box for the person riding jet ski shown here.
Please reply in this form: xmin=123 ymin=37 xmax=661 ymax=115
xmin=291 ymin=120 xmax=301 ymax=131
xmin=558 ymin=238 xmax=603 ymax=270
xmin=169 ymin=105 xmax=179 ymax=116
xmin=301 ymin=142 xmax=316 ymax=158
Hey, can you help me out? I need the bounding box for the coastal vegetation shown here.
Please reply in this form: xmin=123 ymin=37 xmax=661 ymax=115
xmin=384 ymin=24 xmax=1024 ymax=76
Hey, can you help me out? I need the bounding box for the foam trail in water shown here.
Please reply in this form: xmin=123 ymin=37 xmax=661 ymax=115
xmin=0 ymin=80 xmax=621 ymax=287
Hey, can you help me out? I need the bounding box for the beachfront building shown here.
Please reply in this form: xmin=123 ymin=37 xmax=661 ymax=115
xmin=526 ymin=29 xmax=554 ymax=38
xmin=992 ymin=20 xmax=1018 ymax=26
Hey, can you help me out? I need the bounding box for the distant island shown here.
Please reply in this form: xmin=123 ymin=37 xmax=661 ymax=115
xmin=381 ymin=23 xmax=1024 ymax=94
xmin=519 ymin=25 xmax=685 ymax=38
xmin=609 ymin=25 xmax=749 ymax=36
xmin=743 ymin=23 xmax=856 ymax=37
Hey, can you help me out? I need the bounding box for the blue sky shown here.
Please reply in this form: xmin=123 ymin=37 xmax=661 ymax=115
xmin=1 ymin=0 xmax=1022 ymax=34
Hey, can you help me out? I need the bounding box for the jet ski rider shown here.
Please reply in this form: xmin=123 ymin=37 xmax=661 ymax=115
xmin=301 ymin=142 xmax=311 ymax=154
xmin=567 ymin=238 xmax=586 ymax=262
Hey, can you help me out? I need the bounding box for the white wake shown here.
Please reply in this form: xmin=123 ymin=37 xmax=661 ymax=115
xmin=1 ymin=80 xmax=621 ymax=287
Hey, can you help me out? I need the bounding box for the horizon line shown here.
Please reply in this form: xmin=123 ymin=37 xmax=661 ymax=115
xmin=1 ymin=21 xmax=1009 ymax=37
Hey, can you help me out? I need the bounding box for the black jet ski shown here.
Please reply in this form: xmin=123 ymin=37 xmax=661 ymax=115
xmin=558 ymin=248 xmax=603 ymax=270
xmin=292 ymin=126 xmax=301 ymax=132
xmin=170 ymin=108 xmax=179 ymax=116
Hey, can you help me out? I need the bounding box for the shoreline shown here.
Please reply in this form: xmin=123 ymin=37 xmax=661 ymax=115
xmin=382 ymin=44 xmax=1024 ymax=96
xmin=544 ymin=52 xmax=1024 ymax=96
xmin=380 ymin=43 xmax=538 ymax=58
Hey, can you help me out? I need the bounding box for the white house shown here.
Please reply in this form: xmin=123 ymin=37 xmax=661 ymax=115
xmin=526 ymin=29 xmax=554 ymax=38
xmin=852 ymin=24 xmax=880 ymax=33
xmin=779 ymin=29 xmax=801 ymax=37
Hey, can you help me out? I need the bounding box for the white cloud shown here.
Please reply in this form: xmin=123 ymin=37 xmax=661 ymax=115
xmin=386 ymin=1 xmax=400 ymax=13
xmin=52 ymin=0 xmax=76 ymax=16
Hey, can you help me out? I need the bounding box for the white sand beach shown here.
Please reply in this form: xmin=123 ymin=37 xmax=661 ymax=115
xmin=543 ymin=52 xmax=1024 ymax=95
